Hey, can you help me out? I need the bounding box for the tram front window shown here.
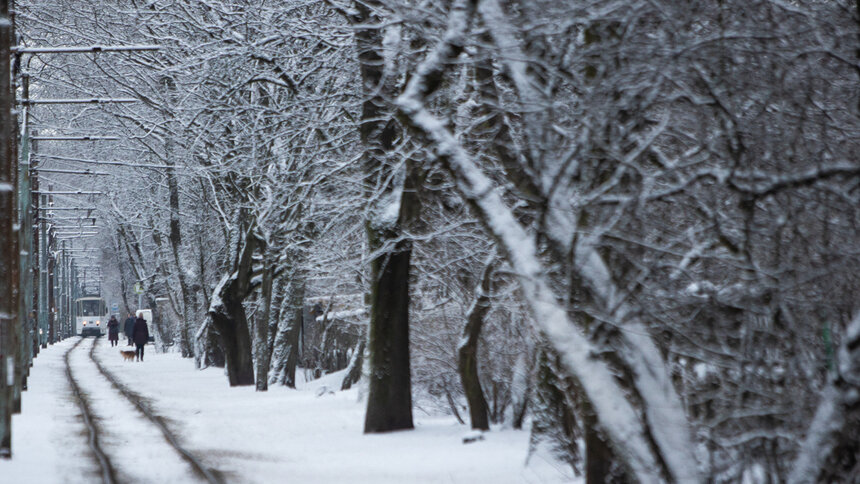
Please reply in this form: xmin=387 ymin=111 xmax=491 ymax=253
xmin=81 ymin=300 xmax=102 ymax=316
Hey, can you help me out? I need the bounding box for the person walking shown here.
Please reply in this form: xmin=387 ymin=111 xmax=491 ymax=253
xmin=107 ymin=315 xmax=120 ymax=347
xmin=124 ymin=313 xmax=135 ymax=346
xmin=132 ymin=314 xmax=149 ymax=362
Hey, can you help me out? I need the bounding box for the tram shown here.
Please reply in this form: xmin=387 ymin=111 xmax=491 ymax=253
xmin=74 ymin=296 xmax=108 ymax=337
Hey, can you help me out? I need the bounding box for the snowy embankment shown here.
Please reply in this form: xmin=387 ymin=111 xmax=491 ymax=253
xmin=2 ymin=339 xmax=574 ymax=483
xmin=0 ymin=339 xmax=98 ymax=483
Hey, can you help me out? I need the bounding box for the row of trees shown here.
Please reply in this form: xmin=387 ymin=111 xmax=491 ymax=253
xmin=19 ymin=0 xmax=860 ymax=481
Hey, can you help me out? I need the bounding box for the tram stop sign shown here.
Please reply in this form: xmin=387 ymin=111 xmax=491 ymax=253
xmin=133 ymin=282 xmax=144 ymax=294
xmin=111 ymin=303 xmax=119 ymax=314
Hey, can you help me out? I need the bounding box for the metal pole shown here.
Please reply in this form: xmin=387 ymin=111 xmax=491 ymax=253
xmin=30 ymin=136 xmax=119 ymax=141
xmin=22 ymin=98 xmax=137 ymax=105
xmin=58 ymin=245 xmax=63 ymax=341
xmin=31 ymin=168 xmax=109 ymax=175
xmin=49 ymin=240 xmax=56 ymax=345
xmin=59 ymin=247 xmax=65 ymax=339
xmin=0 ymin=0 xmax=15 ymax=458
xmin=32 ymin=191 xmax=102 ymax=195
xmin=63 ymin=252 xmax=69 ymax=339
xmin=36 ymin=207 xmax=97 ymax=211
xmin=71 ymin=262 xmax=78 ymax=336
xmin=34 ymin=153 xmax=177 ymax=170
xmin=30 ymin=130 xmax=39 ymax=360
xmin=17 ymin=71 xmax=32 ymax=403
xmin=66 ymin=252 xmax=73 ymax=338
xmin=55 ymin=246 xmax=62 ymax=342
xmin=38 ymin=194 xmax=48 ymax=348
xmin=12 ymin=44 xmax=160 ymax=54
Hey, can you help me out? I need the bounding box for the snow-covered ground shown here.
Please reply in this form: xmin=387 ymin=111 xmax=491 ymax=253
xmin=1 ymin=338 xmax=574 ymax=483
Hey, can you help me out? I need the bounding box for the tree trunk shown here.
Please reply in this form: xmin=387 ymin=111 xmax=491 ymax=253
xmin=351 ymin=0 xmax=418 ymax=433
xmin=364 ymin=241 xmax=414 ymax=432
xmin=269 ymin=276 xmax=305 ymax=388
xmin=210 ymin=307 xmax=254 ymax=386
xmin=168 ymin=192 xmax=194 ymax=357
xmin=341 ymin=339 xmax=365 ymax=391
xmin=208 ymin=227 xmax=259 ymax=386
xmin=254 ymin=265 xmax=274 ymax=391
xmin=584 ymin=409 xmax=617 ymax=484
xmin=282 ymin=281 xmax=304 ymax=388
xmin=458 ymin=258 xmax=494 ymax=431
xmin=510 ymin=349 xmax=532 ymax=430
xmin=162 ymin=76 xmax=194 ymax=358
xmin=193 ymin=222 xmax=224 ymax=369
xmin=194 ymin=318 xmax=225 ymax=369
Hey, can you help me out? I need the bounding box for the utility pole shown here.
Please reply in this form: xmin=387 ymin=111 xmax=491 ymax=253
xmin=0 ymin=0 xmax=15 ymax=458
xmin=70 ymin=260 xmax=78 ymax=336
xmin=37 ymin=193 xmax=47 ymax=348
xmin=48 ymin=226 xmax=56 ymax=344
xmin=1 ymin=36 xmax=161 ymax=456
xmin=16 ymin=71 xmax=32 ymax=408
xmin=30 ymin=130 xmax=38 ymax=360
xmin=55 ymin=243 xmax=63 ymax=341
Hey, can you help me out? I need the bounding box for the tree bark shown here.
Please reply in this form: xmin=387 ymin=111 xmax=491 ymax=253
xmin=208 ymin=227 xmax=259 ymax=386
xmin=269 ymin=276 xmax=305 ymax=388
xmin=458 ymin=258 xmax=494 ymax=431
xmin=585 ymin=409 xmax=624 ymax=484
xmin=283 ymin=281 xmax=304 ymax=388
xmin=788 ymin=313 xmax=860 ymax=483
xmin=254 ymin=265 xmax=274 ymax=391
xmin=351 ymin=0 xmax=418 ymax=433
xmin=341 ymin=339 xmax=365 ymax=391
xmin=364 ymin=241 xmax=414 ymax=432
xmin=193 ymin=220 xmax=224 ymax=369
xmin=210 ymin=306 xmax=254 ymax=387
xmin=161 ymin=75 xmax=195 ymax=358
xmin=394 ymin=2 xmax=698 ymax=478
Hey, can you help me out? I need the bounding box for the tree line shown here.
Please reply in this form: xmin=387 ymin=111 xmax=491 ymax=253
xmin=18 ymin=0 xmax=860 ymax=481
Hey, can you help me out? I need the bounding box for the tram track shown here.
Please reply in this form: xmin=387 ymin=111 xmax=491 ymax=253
xmin=63 ymin=337 xmax=118 ymax=484
xmin=88 ymin=337 xmax=223 ymax=484
xmin=65 ymin=336 xmax=224 ymax=484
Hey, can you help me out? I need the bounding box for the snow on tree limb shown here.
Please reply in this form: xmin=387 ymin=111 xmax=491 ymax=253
xmin=395 ymin=0 xmax=699 ymax=481
xmin=788 ymin=313 xmax=860 ymax=484
xmin=397 ymin=94 xmax=666 ymax=481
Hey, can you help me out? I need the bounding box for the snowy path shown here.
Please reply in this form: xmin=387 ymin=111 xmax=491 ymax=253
xmin=69 ymin=337 xmax=216 ymax=483
xmin=3 ymin=339 xmax=573 ymax=483
xmin=64 ymin=338 xmax=118 ymax=483
xmin=0 ymin=339 xmax=100 ymax=483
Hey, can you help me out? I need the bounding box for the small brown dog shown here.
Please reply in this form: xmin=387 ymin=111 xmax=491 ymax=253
xmin=120 ymin=350 xmax=136 ymax=362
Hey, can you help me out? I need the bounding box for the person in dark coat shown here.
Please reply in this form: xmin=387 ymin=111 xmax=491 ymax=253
xmin=107 ymin=315 xmax=120 ymax=347
xmin=132 ymin=315 xmax=149 ymax=362
xmin=124 ymin=313 xmax=136 ymax=346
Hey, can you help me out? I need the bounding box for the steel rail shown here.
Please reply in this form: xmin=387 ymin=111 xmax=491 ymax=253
xmin=64 ymin=338 xmax=118 ymax=484
xmin=89 ymin=338 xmax=223 ymax=484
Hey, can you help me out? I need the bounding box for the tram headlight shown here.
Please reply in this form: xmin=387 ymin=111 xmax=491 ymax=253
xmin=82 ymin=322 xmax=86 ymax=326
xmin=96 ymin=321 xmax=100 ymax=326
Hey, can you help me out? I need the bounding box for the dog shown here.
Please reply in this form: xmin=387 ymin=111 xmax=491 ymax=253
xmin=120 ymin=350 xmax=136 ymax=362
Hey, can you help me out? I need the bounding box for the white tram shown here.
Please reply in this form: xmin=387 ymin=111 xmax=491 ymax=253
xmin=74 ymin=297 xmax=108 ymax=337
